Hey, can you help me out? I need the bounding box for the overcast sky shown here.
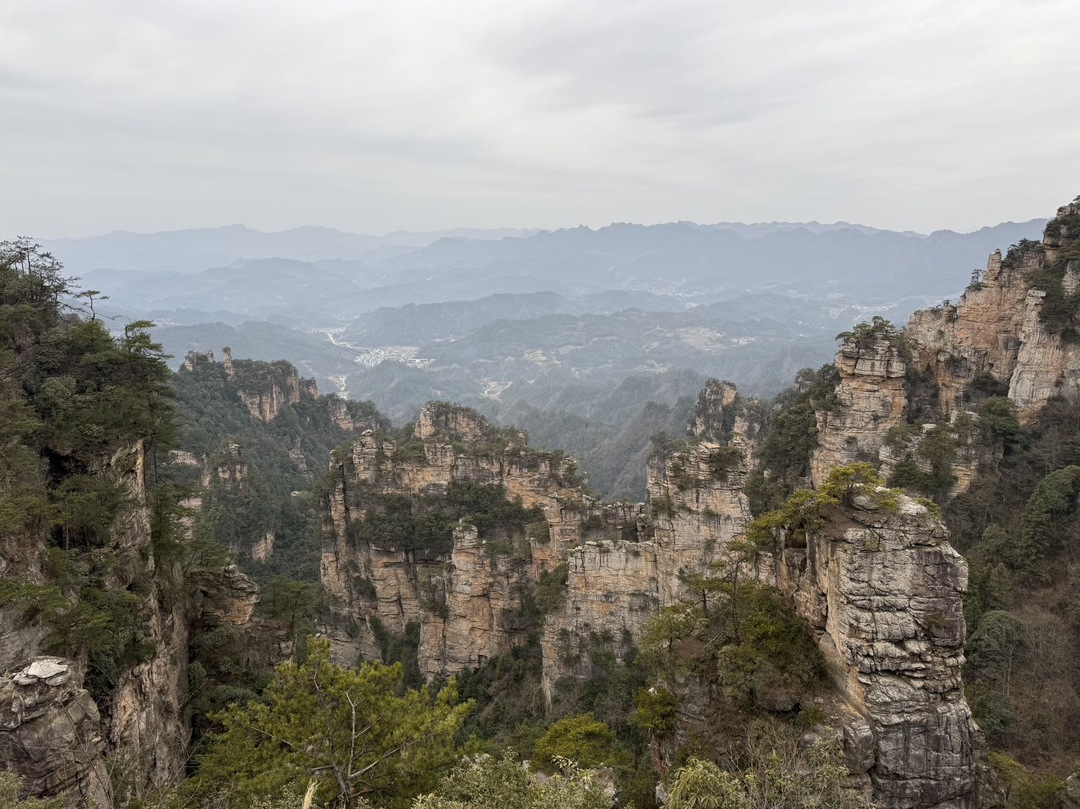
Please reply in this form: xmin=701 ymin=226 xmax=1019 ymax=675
xmin=3 ymin=0 xmax=1078 ymax=237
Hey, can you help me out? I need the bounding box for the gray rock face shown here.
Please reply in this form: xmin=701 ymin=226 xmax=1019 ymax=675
xmin=0 ymin=658 xmax=111 ymax=809
xmin=774 ymin=497 xmax=982 ymax=809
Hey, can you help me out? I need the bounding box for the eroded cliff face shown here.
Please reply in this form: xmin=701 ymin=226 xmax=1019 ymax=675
xmin=801 ymin=200 xmax=1080 ymax=505
xmin=773 ymin=495 xmax=979 ymax=809
xmin=320 ymin=403 xmax=638 ymax=674
xmin=810 ymin=332 xmax=908 ymax=488
xmin=540 ymin=540 xmax=658 ymax=707
xmin=542 ymin=374 xmax=985 ymax=808
xmin=541 ymin=385 xmax=758 ymax=705
xmin=0 ymin=439 xmax=263 ymax=808
xmin=905 ymin=250 xmax=1026 ymax=416
xmin=0 ymin=659 xmax=111 ymax=809
xmin=906 ymin=200 xmax=1080 ymax=422
xmin=184 ymin=348 xmax=320 ymax=424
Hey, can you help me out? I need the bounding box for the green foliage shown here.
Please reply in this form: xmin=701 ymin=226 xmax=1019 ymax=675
xmin=944 ymin=393 xmax=1080 ymax=771
xmin=1023 ymin=241 xmax=1080 ymax=341
xmin=666 ymin=759 xmax=747 ymax=809
xmin=640 ymin=580 xmax=823 ymax=713
xmin=965 ymin=373 xmax=1010 ymax=402
xmin=748 ymin=463 xmax=898 ymax=551
xmin=0 ymin=240 xmax=196 ymax=714
xmin=631 ymin=686 xmax=680 ymax=734
xmin=990 ymin=753 xmax=1065 ymax=809
xmin=744 ymin=365 xmax=839 ymax=514
xmin=1002 ymin=238 xmax=1043 ymax=270
xmin=0 ymin=772 xmax=66 ymax=809
xmin=454 ymin=643 xmax=547 ymax=746
xmin=174 ymin=357 xmax=387 ymax=582
xmin=531 ymin=713 xmax=624 ymax=774
xmin=1016 ymin=466 xmax=1080 ymax=570
xmin=967 ymin=683 xmax=1016 ymax=743
xmin=835 ymin=316 xmax=908 ymax=358
xmin=711 ymin=584 xmax=825 ymax=709
xmin=885 ymin=423 xmax=959 ymax=502
xmin=257 ymin=576 xmax=322 ymax=630
xmin=535 ymin=564 xmax=568 ymax=615
xmin=666 ymin=721 xmax=872 ymax=809
xmin=968 ymin=611 xmax=1028 ymax=695
xmin=0 ymin=550 xmax=154 ymax=702
xmin=412 ymin=752 xmax=612 ymax=809
xmin=978 ymin=396 xmax=1024 ymax=449
xmin=187 ymin=639 xmax=471 ymax=809
xmin=350 ymin=482 xmax=544 ymax=556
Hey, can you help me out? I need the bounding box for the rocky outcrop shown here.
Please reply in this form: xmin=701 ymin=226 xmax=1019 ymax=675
xmin=0 ymin=659 xmax=111 ymax=809
xmin=905 ymin=249 xmax=1030 ymax=417
xmin=192 ymin=565 xmax=261 ymax=626
xmin=181 ymin=350 xmax=321 ymax=423
xmin=541 ymin=541 xmax=658 ymax=707
xmin=906 ymin=199 xmax=1080 ymax=422
xmin=773 ymin=494 xmax=979 ymax=809
xmin=1009 ymin=274 xmax=1080 ymax=419
xmin=648 ymin=438 xmax=753 ymax=605
xmin=418 ymin=523 xmax=530 ymax=679
xmin=0 ymin=435 xmax=266 ymax=807
xmin=540 ymin=393 xmax=758 ymax=704
xmin=320 ymin=403 xmax=634 ymax=673
xmin=234 ymin=363 xmax=319 ymax=423
xmin=90 ymin=443 xmax=192 ymax=799
xmin=810 ymin=330 xmax=907 ymax=488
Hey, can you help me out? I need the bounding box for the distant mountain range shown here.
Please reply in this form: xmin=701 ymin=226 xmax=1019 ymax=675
xmin=45 ymin=215 xmax=1048 ymax=498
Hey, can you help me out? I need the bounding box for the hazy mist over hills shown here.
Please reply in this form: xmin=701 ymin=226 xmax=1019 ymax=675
xmin=47 ymin=213 xmax=1045 ymax=498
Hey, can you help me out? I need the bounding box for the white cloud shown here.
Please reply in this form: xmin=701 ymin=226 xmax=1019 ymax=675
xmin=1 ymin=0 xmax=1077 ymax=236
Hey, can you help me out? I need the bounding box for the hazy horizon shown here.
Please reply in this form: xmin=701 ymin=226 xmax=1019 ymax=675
xmin=39 ymin=212 xmax=1049 ymax=244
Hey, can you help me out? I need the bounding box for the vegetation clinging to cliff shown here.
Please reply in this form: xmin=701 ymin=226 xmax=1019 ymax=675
xmin=174 ymin=358 xmax=386 ymax=582
xmin=743 ymin=364 xmax=839 ymax=515
xmin=0 ymin=240 xmax=180 ymax=701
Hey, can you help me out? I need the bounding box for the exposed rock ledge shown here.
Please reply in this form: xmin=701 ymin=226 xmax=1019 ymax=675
xmin=0 ymin=658 xmax=111 ymax=809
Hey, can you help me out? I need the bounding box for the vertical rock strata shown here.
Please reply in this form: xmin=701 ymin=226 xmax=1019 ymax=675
xmin=0 ymin=442 xmax=188 ymax=807
xmin=906 ymin=199 xmax=1080 ymax=421
xmin=323 ymin=392 xmax=985 ymax=808
xmin=774 ymin=497 xmax=978 ymax=809
xmin=1 ymin=438 xmax=263 ymax=808
xmin=810 ymin=333 xmax=907 ymax=487
xmin=320 ymin=403 xmax=629 ymax=672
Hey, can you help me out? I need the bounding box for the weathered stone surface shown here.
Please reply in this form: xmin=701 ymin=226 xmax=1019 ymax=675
xmin=811 ymin=335 xmax=907 ymax=487
xmin=906 ymin=200 xmax=1080 ymax=423
xmin=906 ymin=249 xmax=1029 ymax=418
xmin=1009 ymin=286 xmax=1080 ymax=420
xmin=773 ymin=497 xmax=979 ymax=809
xmin=648 ymin=439 xmax=754 ymax=605
xmin=192 ymin=564 xmax=261 ymax=625
xmin=0 ymin=659 xmax=111 ymax=809
xmin=541 ymin=540 xmax=659 ymax=705
xmin=0 ymin=441 xmax=195 ymax=806
xmin=236 ymin=368 xmax=319 ymax=423
xmin=421 ymin=523 xmax=531 ymax=678
xmin=1060 ymin=773 xmax=1080 ymax=809
xmin=320 ymin=402 xmax=636 ymax=673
